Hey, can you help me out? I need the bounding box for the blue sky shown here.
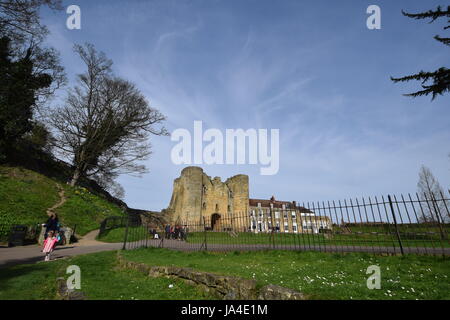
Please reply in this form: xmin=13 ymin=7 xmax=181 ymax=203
xmin=41 ymin=0 xmax=450 ymax=211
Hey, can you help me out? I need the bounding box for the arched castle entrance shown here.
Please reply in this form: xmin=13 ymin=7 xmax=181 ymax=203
xmin=211 ymin=213 xmax=221 ymax=231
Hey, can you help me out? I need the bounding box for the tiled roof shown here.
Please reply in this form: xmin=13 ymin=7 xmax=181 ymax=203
xmin=249 ymin=197 xmax=313 ymax=213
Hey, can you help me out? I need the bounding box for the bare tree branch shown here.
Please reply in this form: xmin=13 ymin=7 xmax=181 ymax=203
xmin=50 ymin=43 xmax=168 ymax=187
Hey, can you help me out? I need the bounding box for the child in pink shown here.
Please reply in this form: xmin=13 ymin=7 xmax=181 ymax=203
xmin=42 ymin=231 xmax=58 ymax=261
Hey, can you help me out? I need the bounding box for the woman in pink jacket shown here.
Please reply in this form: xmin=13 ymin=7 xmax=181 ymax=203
xmin=42 ymin=230 xmax=58 ymax=261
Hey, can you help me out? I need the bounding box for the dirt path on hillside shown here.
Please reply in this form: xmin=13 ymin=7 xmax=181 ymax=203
xmin=43 ymin=185 xmax=103 ymax=246
xmin=46 ymin=183 xmax=66 ymax=217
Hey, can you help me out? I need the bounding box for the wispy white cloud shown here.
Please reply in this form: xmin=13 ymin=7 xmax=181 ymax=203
xmin=40 ymin=0 xmax=450 ymax=210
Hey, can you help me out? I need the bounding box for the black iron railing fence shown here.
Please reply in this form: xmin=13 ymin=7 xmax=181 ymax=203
xmin=120 ymin=192 xmax=449 ymax=255
xmin=98 ymin=214 xmax=140 ymax=238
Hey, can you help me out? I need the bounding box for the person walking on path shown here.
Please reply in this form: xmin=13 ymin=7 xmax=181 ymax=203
xmin=180 ymin=225 xmax=187 ymax=241
xmin=165 ymin=224 xmax=171 ymax=239
xmin=43 ymin=214 xmax=59 ymax=240
xmin=42 ymin=231 xmax=58 ymax=261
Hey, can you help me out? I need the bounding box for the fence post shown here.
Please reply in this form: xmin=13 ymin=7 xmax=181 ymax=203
xmin=122 ymin=215 xmax=130 ymax=250
xmin=70 ymin=224 xmax=77 ymax=244
xmin=159 ymin=233 xmax=164 ymax=248
xmin=145 ymin=222 xmax=149 ymax=248
xmin=270 ymin=207 xmax=275 ymax=249
xmin=388 ymin=195 xmax=404 ymax=255
xmin=99 ymin=219 xmax=106 ymax=238
xmin=203 ymin=216 xmax=208 ymax=251
xmin=429 ymin=193 xmax=447 ymax=241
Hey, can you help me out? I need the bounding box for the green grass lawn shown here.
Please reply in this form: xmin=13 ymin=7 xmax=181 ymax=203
xmin=0 ymin=250 xmax=213 ymax=300
xmin=186 ymin=231 xmax=450 ymax=248
xmin=97 ymin=226 xmax=149 ymax=243
xmin=1 ymin=248 xmax=448 ymax=300
xmin=0 ymin=166 xmax=125 ymax=239
xmin=123 ymin=248 xmax=450 ymax=300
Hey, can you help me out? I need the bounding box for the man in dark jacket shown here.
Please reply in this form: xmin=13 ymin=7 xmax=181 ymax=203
xmin=165 ymin=224 xmax=171 ymax=239
xmin=44 ymin=214 xmax=59 ymax=239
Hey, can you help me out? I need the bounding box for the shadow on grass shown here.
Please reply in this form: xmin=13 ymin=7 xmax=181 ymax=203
xmin=0 ymin=259 xmax=63 ymax=299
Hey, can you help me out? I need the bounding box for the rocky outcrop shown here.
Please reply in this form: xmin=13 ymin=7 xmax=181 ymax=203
xmin=116 ymin=253 xmax=307 ymax=300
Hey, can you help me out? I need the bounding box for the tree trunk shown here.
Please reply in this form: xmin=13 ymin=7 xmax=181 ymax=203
xmin=70 ymin=167 xmax=81 ymax=186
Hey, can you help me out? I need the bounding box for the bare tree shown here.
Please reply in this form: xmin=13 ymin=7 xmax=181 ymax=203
xmin=50 ymin=43 xmax=167 ymax=187
xmin=94 ymin=172 xmax=126 ymax=200
xmin=417 ymin=165 xmax=449 ymax=223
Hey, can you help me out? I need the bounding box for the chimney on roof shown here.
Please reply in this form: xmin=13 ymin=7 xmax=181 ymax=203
xmin=292 ymin=201 xmax=297 ymax=207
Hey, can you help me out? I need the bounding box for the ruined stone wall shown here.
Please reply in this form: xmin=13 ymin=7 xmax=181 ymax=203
xmin=166 ymin=167 xmax=249 ymax=228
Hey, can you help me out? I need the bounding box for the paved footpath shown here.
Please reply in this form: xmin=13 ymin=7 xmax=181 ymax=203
xmin=0 ymin=242 xmax=122 ymax=269
xmin=0 ymin=230 xmax=122 ymax=269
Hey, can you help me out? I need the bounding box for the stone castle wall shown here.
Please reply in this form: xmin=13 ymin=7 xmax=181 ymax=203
xmin=166 ymin=167 xmax=249 ymax=227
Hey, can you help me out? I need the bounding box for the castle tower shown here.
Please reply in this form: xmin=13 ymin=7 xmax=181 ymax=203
xmin=166 ymin=167 xmax=249 ymax=230
xmin=226 ymin=174 xmax=249 ymax=216
xmin=167 ymin=166 xmax=203 ymax=223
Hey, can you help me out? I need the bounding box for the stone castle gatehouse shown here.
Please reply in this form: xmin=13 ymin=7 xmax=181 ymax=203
xmin=165 ymin=167 xmax=249 ymax=230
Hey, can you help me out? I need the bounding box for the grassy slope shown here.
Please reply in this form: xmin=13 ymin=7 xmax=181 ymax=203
xmin=0 ymin=166 xmax=124 ymax=236
xmin=0 ymin=251 xmax=213 ymax=300
xmin=123 ymin=248 xmax=450 ymax=300
xmin=97 ymin=226 xmax=146 ymax=243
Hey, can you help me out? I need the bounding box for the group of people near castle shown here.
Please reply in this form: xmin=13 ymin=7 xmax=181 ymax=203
xmin=164 ymin=224 xmax=188 ymax=241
